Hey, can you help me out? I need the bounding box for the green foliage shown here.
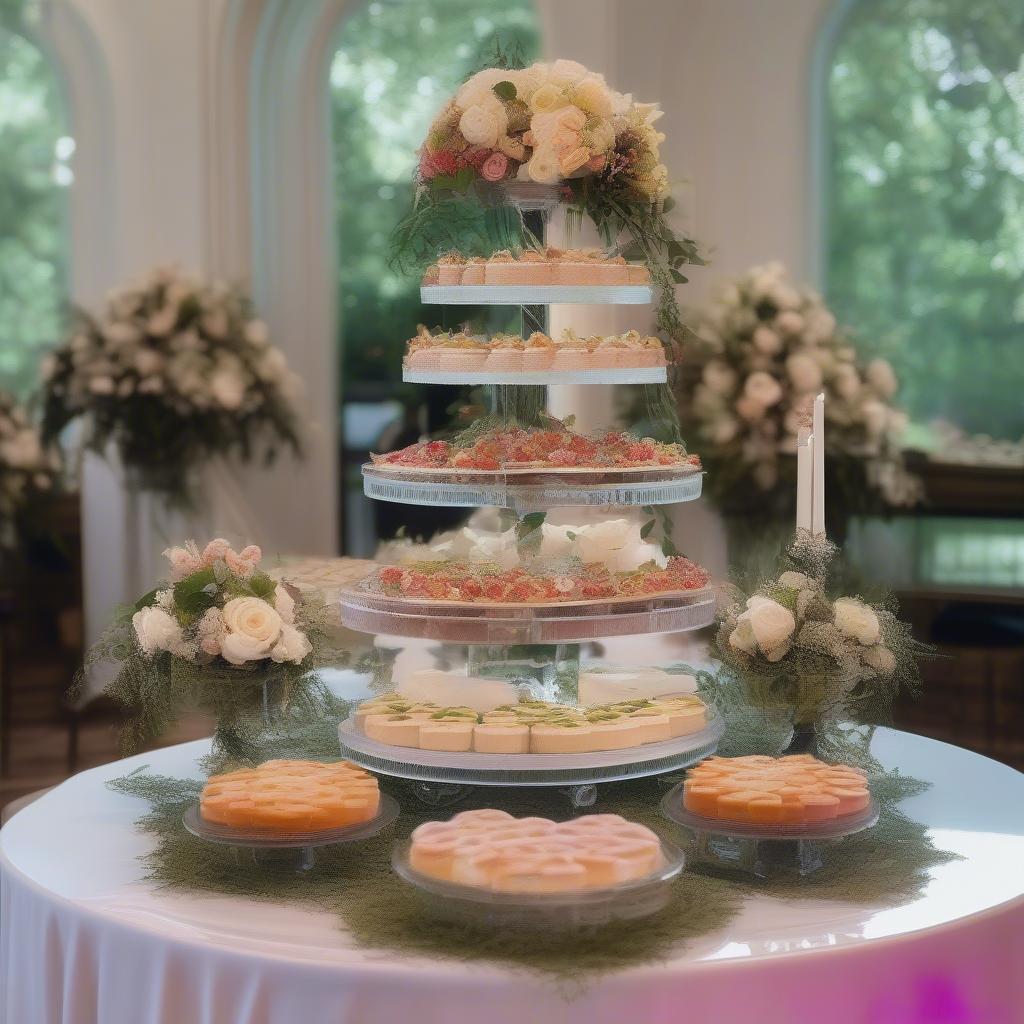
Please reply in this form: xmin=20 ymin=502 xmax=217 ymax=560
xmin=827 ymin=0 xmax=1024 ymax=437
xmin=0 ymin=7 xmax=68 ymax=396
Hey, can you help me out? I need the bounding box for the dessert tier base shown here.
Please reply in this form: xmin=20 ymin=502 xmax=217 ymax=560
xmin=402 ymin=366 xmax=667 ymax=385
xmin=362 ymin=464 xmax=702 ymax=510
xmin=338 ymin=588 xmax=716 ymax=644
xmin=421 ymin=284 xmax=653 ymax=305
xmin=336 ymin=713 xmax=724 ymax=788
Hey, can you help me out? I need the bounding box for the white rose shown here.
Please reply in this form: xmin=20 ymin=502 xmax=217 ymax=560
xmin=775 ymin=310 xmax=805 ymax=336
xmin=866 ymin=358 xmax=898 ymax=397
xmin=132 ymin=606 xmax=185 ymax=657
xmin=768 ymin=283 xmax=801 ymax=311
xmin=702 ymin=360 xmax=737 ymax=396
xmin=458 ymin=100 xmax=505 ymax=147
xmin=833 ymin=598 xmax=880 ymax=645
xmin=134 ymin=349 xmax=163 ymax=375
xmin=455 ymin=68 xmax=513 ymax=109
xmin=242 ymin=317 xmax=268 ymax=346
xmin=270 ymin=624 xmax=312 ymax=664
xmin=863 ymin=644 xmax=897 ymax=676
xmin=729 ymin=618 xmax=758 ymax=655
xmin=210 ymin=368 xmax=246 ymax=410
xmin=752 ymin=326 xmax=783 ymax=355
xmin=274 ymin=584 xmax=296 ymax=625
xmin=834 ymin=364 xmax=861 ymax=399
xmin=805 ymin=309 xmax=836 ymax=343
xmin=258 ymin=348 xmax=288 ymax=382
xmin=526 ymin=145 xmax=561 ymax=184
xmin=744 ymin=371 xmax=783 ymax=407
xmin=104 ymin=323 xmax=141 ymax=347
xmin=88 ymin=376 xmax=115 ymax=395
xmin=743 ymin=595 xmax=796 ymax=661
xmin=549 ymin=58 xmax=589 ymax=87
xmin=0 ymin=429 xmax=42 ymax=469
xmin=146 ymin=305 xmax=179 ymax=337
xmin=220 ymin=596 xmax=283 ymax=665
xmin=786 ymin=352 xmax=823 ymax=392
xmin=573 ymin=75 xmax=612 ymax=117
xmin=201 ymin=308 xmax=230 ymax=339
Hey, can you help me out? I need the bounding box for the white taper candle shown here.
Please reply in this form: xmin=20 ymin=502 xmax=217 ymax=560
xmin=796 ymin=429 xmax=812 ymax=533
xmin=812 ymin=393 xmax=826 ymax=536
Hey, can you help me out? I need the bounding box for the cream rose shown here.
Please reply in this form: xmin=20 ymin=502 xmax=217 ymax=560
xmin=573 ymin=76 xmax=612 ymax=117
xmin=833 ymin=598 xmax=880 ymax=645
xmin=274 ymin=584 xmax=296 ymax=625
xmin=777 ymin=570 xmax=811 ymax=591
xmin=270 ymin=624 xmax=312 ymax=664
xmin=744 ymin=371 xmax=783 ymax=408
xmin=786 ymin=352 xmax=823 ymax=392
xmin=220 ymin=596 xmax=283 ymax=665
xmin=834 ymin=364 xmax=861 ymax=399
xmin=863 ymin=644 xmax=897 ymax=676
xmin=530 ymin=83 xmax=567 ymax=115
xmin=458 ymin=101 xmax=505 ymax=147
xmin=527 ymin=145 xmax=561 ymax=184
xmin=133 ymin=606 xmax=185 ymax=657
xmin=752 ymin=326 xmax=783 ymax=355
xmin=729 ymin=618 xmax=758 ymax=655
xmin=702 ymin=360 xmax=737 ymax=396
xmin=743 ymin=595 xmax=796 ymax=661
xmin=866 ymin=358 xmax=898 ymax=397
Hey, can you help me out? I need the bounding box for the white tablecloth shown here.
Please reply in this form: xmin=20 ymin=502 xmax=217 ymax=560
xmin=3 ymin=729 xmax=1023 ymax=1024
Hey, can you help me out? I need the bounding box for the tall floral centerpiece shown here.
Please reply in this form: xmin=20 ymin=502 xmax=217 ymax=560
xmin=86 ymin=539 xmax=339 ymax=760
xmin=0 ymin=391 xmax=60 ymax=550
xmin=676 ymin=262 xmax=920 ymax=538
xmin=40 ymin=267 xmax=303 ymax=504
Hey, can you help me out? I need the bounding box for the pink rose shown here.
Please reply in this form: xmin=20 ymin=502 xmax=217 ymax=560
xmin=163 ymin=545 xmax=201 ymax=581
xmin=480 ymin=152 xmax=509 ymax=182
xmin=586 ymin=154 xmax=606 ymax=172
xmin=202 ymin=538 xmax=232 ymax=565
xmin=226 ymin=544 xmax=262 ymax=577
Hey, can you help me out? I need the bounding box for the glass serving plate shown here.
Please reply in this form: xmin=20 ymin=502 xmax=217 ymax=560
xmin=402 ymin=365 xmax=667 ymax=385
xmin=391 ymin=836 xmax=685 ymax=930
xmin=338 ymin=586 xmax=716 ymax=644
xmin=337 ymin=710 xmax=724 ymax=787
xmin=420 ymin=284 xmax=653 ymax=305
xmin=361 ymin=462 xmax=702 ymax=511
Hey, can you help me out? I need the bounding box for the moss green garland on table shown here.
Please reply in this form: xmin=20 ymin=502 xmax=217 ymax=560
xmin=108 ymin=707 xmax=958 ymax=981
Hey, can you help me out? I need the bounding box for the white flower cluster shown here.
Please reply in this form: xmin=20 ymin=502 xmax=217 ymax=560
xmin=725 ymin=569 xmax=898 ymax=691
xmin=130 ymin=538 xmax=312 ymax=668
xmin=0 ymin=392 xmax=59 ymax=541
xmin=379 ymin=512 xmax=666 ymax=574
xmin=685 ymin=262 xmax=921 ymax=506
xmin=42 ymin=265 xmax=300 ymax=423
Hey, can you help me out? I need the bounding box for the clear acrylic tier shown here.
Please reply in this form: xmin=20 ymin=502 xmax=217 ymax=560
xmin=660 ymin=783 xmax=880 ymax=878
xmin=337 ymin=711 xmax=723 ymax=787
xmin=362 ymin=463 xmax=702 ymax=511
xmin=421 ymin=284 xmax=653 ymax=305
xmin=391 ymin=836 xmax=685 ymax=931
xmin=338 ymin=587 xmax=716 ymax=644
xmin=402 ymin=365 xmax=667 ymax=385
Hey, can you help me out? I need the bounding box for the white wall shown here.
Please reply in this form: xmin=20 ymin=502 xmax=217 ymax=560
xmin=52 ymin=0 xmax=832 ymax=650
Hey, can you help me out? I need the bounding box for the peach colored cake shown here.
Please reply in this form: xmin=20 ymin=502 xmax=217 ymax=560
xmin=683 ymin=754 xmax=871 ymax=825
xmin=199 ymin=759 xmax=381 ymax=832
xmin=408 ymin=809 xmax=665 ymax=893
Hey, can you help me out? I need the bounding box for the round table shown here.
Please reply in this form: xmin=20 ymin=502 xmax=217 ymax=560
xmin=2 ymin=729 xmax=1023 ymax=1024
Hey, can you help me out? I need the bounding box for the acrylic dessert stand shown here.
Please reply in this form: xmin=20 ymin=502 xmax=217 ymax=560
xmin=659 ymin=783 xmax=880 ymax=878
xmin=181 ymin=793 xmax=400 ymax=874
xmin=347 ymin=186 xmax=719 ymax=808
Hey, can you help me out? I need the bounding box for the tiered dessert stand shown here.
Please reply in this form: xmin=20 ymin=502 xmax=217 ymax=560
xmin=339 ymin=187 xmax=721 ymax=807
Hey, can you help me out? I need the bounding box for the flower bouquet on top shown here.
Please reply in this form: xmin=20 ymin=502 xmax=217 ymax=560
xmin=676 ymin=262 xmax=921 ymax=527
xmin=84 ymin=539 xmax=343 ymax=759
xmin=0 ymin=390 xmax=60 ymax=549
xmin=40 ymin=267 xmax=302 ymax=504
xmin=710 ymin=533 xmax=929 ymax=750
xmin=391 ymin=57 xmax=702 ymax=342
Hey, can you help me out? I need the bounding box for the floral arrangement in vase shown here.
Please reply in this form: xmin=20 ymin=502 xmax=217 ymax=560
xmin=392 ymin=57 xmax=702 ymax=344
xmin=712 ymin=534 xmax=928 ymax=746
xmin=0 ymin=391 xmax=60 ymax=548
xmin=40 ymin=267 xmax=302 ymax=503
xmin=85 ymin=538 xmax=339 ymax=755
xmin=676 ymin=262 xmax=921 ymax=527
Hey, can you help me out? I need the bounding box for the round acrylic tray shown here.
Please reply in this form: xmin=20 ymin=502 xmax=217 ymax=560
xmin=338 ymin=587 xmax=716 ymax=645
xmin=182 ymin=793 xmax=400 ymax=871
xmin=362 ymin=463 xmax=702 ymax=511
xmin=402 ymin=365 xmax=667 ymax=386
xmin=337 ymin=711 xmax=724 ymax=787
xmin=421 ymin=284 xmax=653 ymax=305
xmin=659 ymin=783 xmax=879 ymax=878
xmin=392 ymin=837 xmax=685 ymax=930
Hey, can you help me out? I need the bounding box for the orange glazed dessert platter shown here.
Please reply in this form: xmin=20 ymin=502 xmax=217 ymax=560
xmin=683 ymin=754 xmax=871 ymax=825
xmin=199 ymin=759 xmax=381 ymax=832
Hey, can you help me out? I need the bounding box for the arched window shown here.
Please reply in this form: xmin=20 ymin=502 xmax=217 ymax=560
xmin=0 ymin=6 xmax=70 ymax=395
xmin=823 ymin=0 xmax=1024 ymax=443
xmin=329 ymin=1 xmax=540 ymax=553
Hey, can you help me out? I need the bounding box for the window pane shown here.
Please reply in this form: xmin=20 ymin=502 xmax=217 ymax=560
xmin=0 ymin=16 xmax=69 ymax=395
xmin=825 ymin=0 xmax=1024 ymax=441
xmin=330 ymin=1 xmax=540 ymax=553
